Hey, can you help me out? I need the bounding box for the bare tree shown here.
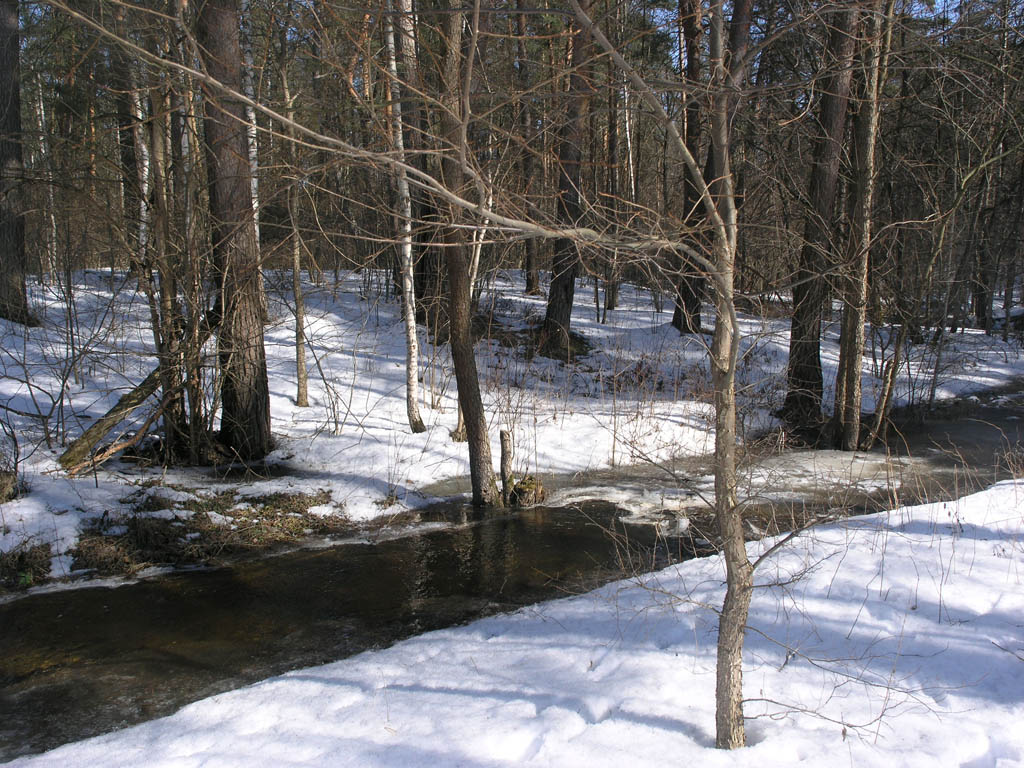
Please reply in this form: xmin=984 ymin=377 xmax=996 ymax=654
xmin=670 ymin=0 xmax=706 ymax=335
xmin=437 ymin=0 xmax=501 ymax=506
xmin=278 ymin=4 xmax=309 ymax=409
xmin=516 ymin=0 xmax=542 ymax=296
xmin=541 ymin=0 xmax=591 ymax=355
xmin=834 ymin=0 xmax=892 ymax=450
xmin=572 ymin=0 xmax=750 ymax=746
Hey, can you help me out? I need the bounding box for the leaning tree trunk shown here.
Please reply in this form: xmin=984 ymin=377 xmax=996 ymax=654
xmin=197 ymin=0 xmax=271 ymax=461
xmin=0 ymin=0 xmax=34 ymax=326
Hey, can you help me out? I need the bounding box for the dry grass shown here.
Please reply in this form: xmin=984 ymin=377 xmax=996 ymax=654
xmin=72 ymin=489 xmax=353 ymax=577
xmin=0 ymin=542 xmax=51 ymax=592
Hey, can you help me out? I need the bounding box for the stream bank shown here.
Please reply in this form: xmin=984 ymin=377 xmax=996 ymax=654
xmin=2 ymin=386 xmax=1023 ymax=761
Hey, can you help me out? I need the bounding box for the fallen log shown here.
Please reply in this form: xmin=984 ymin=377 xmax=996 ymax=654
xmin=58 ymin=319 xmax=215 ymax=472
xmin=58 ymin=367 xmax=163 ymax=471
xmin=63 ymin=391 xmax=171 ymax=476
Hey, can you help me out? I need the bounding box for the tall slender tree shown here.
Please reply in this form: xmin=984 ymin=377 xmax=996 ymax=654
xmin=384 ymin=1 xmax=426 ymax=433
xmin=834 ymin=0 xmax=891 ymax=449
xmin=671 ymin=0 xmax=705 ymax=335
xmin=573 ymin=0 xmax=750 ymax=745
xmin=437 ymin=0 xmax=501 ymax=506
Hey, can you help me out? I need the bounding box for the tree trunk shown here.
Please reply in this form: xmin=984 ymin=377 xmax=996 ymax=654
xmin=279 ymin=41 xmax=309 ymax=409
xmin=671 ymin=0 xmax=705 ymax=335
xmin=148 ymin=75 xmax=189 ymax=456
xmin=518 ymin=2 xmax=541 ymax=298
xmin=835 ymin=0 xmax=889 ymax=450
xmin=567 ymin=0 xmax=753 ymax=746
xmin=542 ymin=0 xmax=591 ymax=354
xmin=0 ymin=0 xmax=34 ymax=326
xmin=197 ymin=0 xmax=271 ymax=461
xmin=385 ymin=3 xmax=425 ymax=432
xmin=438 ymin=0 xmax=500 ymax=506
xmin=707 ymin=0 xmax=752 ymax=748
xmin=783 ymin=5 xmax=857 ymax=429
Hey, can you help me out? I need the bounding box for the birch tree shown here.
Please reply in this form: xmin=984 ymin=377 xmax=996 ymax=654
xmin=385 ymin=1 xmax=426 ymax=433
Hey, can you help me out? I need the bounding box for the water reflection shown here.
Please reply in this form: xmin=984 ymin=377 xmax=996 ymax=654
xmin=0 ymin=504 xmax=678 ymax=761
xmin=4 ymin=389 xmax=1023 ymax=760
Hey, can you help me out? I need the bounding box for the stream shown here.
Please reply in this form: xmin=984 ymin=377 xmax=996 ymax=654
xmin=2 ymin=387 xmax=1023 ymax=762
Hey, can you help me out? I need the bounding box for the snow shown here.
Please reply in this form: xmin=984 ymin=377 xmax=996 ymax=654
xmin=6 ymin=481 xmax=1024 ymax=767
xmin=3 ymin=269 xmax=1023 ymax=579
xmin=3 ymin=270 xmax=1024 ymax=764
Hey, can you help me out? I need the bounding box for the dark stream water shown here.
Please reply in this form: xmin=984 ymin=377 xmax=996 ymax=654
xmin=2 ymin=387 xmax=1023 ymax=762
xmin=0 ymin=504 xmax=683 ymax=761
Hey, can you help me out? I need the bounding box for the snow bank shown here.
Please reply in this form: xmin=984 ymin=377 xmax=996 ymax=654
xmin=8 ymin=481 xmax=1023 ymax=767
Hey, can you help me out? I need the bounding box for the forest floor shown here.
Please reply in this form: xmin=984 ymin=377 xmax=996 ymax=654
xmin=3 ymin=269 xmax=1024 ymax=592
xmin=3 ymin=271 xmax=1024 ymax=765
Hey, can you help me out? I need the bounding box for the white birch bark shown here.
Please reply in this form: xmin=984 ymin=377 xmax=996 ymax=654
xmin=622 ymin=85 xmax=637 ymax=202
xmin=280 ymin=59 xmax=309 ymax=407
xmin=128 ymin=62 xmax=151 ymax=265
xmin=240 ymin=0 xmax=260 ymax=245
xmin=468 ymin=186 xmax=493 ymax=305
xmin=32 ymin=77 xmax=57 ymax=278
xmin=386 ymin=3 xmax=426 ymax=433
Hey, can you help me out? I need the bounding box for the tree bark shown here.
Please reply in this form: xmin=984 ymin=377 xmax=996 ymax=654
xmin=835 ymin=0 xmax=889 ymax=450
xmin=279 ymin=36 xmax=309 ymax=409
xmin=568 ymin=0 xmax=751 ymax=745
xmin=0 ymin=0 xmax=34 ymax=326
xmin=541 ymin=0 xmax=591 ymax=355
xmin=671 ymin=0 xmax=705 ymax=335
xmin=197 ymin=0 xmax=272 ymax=460
xmin=385 ymin=3 xmax=425 ymax=432
xmin=518 ymin=1 xmax=541 ymax=295
xmin=438 ymin=0 xmax=500 ymax=506
xmin=783 ymin=5 xmax=857 ymax=429
xmin=708 ymin=0 xmax=752 ymax=748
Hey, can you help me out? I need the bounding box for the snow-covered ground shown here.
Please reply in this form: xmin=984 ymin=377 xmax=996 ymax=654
xmin=4 ymin=271 xmax=1024 ymax=764
xmin=3 ymin=269 xmax=1024 ymax=583
xmin=7 ymin=480 xmax=1024 ymax=767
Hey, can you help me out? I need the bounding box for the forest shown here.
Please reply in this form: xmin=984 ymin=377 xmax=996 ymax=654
xmin=0 ymin=0 xmax=1022 ymax=758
